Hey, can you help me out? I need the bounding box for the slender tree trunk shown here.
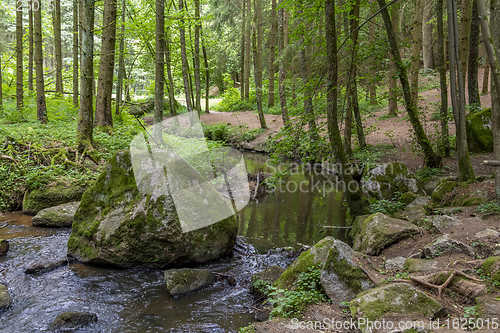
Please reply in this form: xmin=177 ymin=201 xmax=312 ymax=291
xmin=344 ymin=0 xmax=360 ymax=156
xmin=244 ymin=0 xmax=251 ymax=100
xmin=325 ymin=0 xmax=366 ymax=218
xmin=179 ymin=0 xmax=193 ymax=114
xmin=154 ymin=0 xmax=165 ymax=141
xmin=76 ymin=0 xmax=95 ymax=150
xmin=29 ymin=3 xmax=34 ymax=92
xmin=166 ymin=26 xmax=177 ymax=116
xmin=201 ymin=27 xmax=210 ymax=114
xmin=252 ymin=0 xmax=266 ymax=129
xmin=34 ymin=3 xmax=47 ymax=123
xmin=410 ymin=0 xmax=424 ymax=105
xmin=0 ymin=60 xmax=3 ymax=111
xmin=459 ymin=0 xmax=474 ymax=83
xmin=352 ymin=70 xmax=366 ymax=149
xmin=482 ymin=57 xmax=490 ymax=94
xmin=448 ymin=0 xmax=475 ymax=181
xmin=388 ymin=2 xmax=399 ymax=116
xmin=278 ymin=0 xmax=289 ymax=125
xmin=53 ymin=0 xmax=63 ymax=96
xmin=487 ymin=0 xmax=500 ymax=202
xmin=115 ymin=0 xmax=125 ymax=115
xmin=368 ymin=4 xmax=377 ymax=105
xmin=16 ymin=7 xmax=23 ymax=111
xmin=468 ymin=0 xmax=481 ymax=108
xmin=240 ymin=0 xmax=246 ymax=99
xmin=73 ymin=0 xmax=79 ymax=107
xmin=423 ymin=0 xmax=435 ymax=71
xmin=194 ymin=0 xmax=202 ymax=115
xmin=378 ymin=0 xmax=442 ymax=167
xmin=268 ymin=0 xmax=277 ymax=107
xmin=95 ymin=0 xmax=117 ymax=129
xmin=437 ymin=0 xmax=450 ymax=156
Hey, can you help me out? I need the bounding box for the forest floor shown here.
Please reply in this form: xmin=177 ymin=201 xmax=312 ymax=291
xmin=201 ymin=70 xmax=494 ymax=177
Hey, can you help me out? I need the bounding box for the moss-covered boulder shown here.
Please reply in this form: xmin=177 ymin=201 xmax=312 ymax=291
xmin=67 ymin=150 xmax=238 ymax=268
xmin=0 ymin=239 xmax=9 ymax=256
xmin=431 ymin=179 xmax=459 ymax=204
xmin=164 ymin=268 xmax=216 ymax=297
xmin=22 ymin=182 xmax=86 ymax=216
xmin=404 ymin=258 xmax=445 ymax=273
xmin=351 ymin=213 xmax=420 ymax=256
xmin=251 ymin=266 xmax=285 ymax=297
xmin=350 ymin=283 xmax=444 ymax=333
xmin=361 ymin=162 xmax=422 ymax=200
xmin=422 ymin=234 xmax=476 ymax=259
xmin=0 ymin=284 xmax=11 ymax=310
xmin=466 ymin=108 xmax=493 ymax=153
xmin=481 ymin=256 xmax=500 ymax=283
xmin=320 ymin=238 xmax=373 ymax=303
xmin=274 ymin=237 xmax=334 ymax=289
xmin=48 ymin=311 xmax=97 ymax=331
xmin=31 ymin=201 xmax=79 ymax=227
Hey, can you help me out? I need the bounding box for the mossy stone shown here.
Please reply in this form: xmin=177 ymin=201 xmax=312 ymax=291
xmin=466 ymin=108 xmax=493 ymax=153
xmin=164 ymin=268 xmax=216 ymax=297
xmin=431 ymin=180 xmax=459 ymax=204
xmin=251 ymin=266 xmax=285 ymax=297
xmin=0 ymin=284 xmax=11 ymax=310
xmin=482 ymin=256 xmax=500 ymax=283
xmin=22 ymin=182 xmax=86 ymax=216
xmin=67 ymin=150 xmax=238 ymax=268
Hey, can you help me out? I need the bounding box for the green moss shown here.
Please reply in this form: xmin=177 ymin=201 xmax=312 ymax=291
xmin=431 ymin=180 xmax=459 ymax=204
xmin=23 ymin=182 xmax=86 ymax=215
xmin=400 ymin=192 xmax=419 ymax=205
xmin=274 ymin=250 xmax=316 ymax=289
xmin=324 ymin=247 xmax=366 ymax=292
xmin=466 ymin=108 xmax=493 ymax=153
xmin=482 ymin=256 xmax=500 ymax=280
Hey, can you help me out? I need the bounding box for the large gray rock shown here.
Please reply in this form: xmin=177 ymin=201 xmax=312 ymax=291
xmin=476 ymin=293 xmax=500 ymax=319
xmin=320 ymin=238 xmax=373 ymax=303
xmin=31 ymin=201 xmax=80 ymax=227
xmin=475 ymin=228 xmax=500 ymax=238
xmin=164 ymin=268 xmax=216 ymax=297
xmin=404 ymin=258 xmax=446 ymax=273
xmin=385 ymin=256 xmax=406 ymax=270
xmin=431 ymin=215 xmax=461 ymax=233
xmin=25 ymin=259 xmax=68 ymax=275
xmin=406 ymin=196 xmax=430 ymax=208
xmin=0 ymin=284 xmax=11 ymax=310
xmin=351 ymin=213 xmax=420 ymax=256
xmin=361 ymin=162 xmax=422 ymax=200
xmin=48 ymin=311 xmax=97 ymax=331
xmin=67 ymin=150 xmax=238 ymax=268
xmin=422 ymin=234 xmax=476 ymax=259
xmin=350 ymin=283 xmax=444 ymax=333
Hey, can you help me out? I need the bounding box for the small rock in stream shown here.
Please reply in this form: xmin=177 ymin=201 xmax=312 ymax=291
xmin=0 ymin=239 xmax=9 ymax=256
xmin=48 ymin=311 xmax=97 ymax=331
xmin=0 ymin=284 xmax=11 ymax=310
xmin=25 ymin=259 xmax=68 ymax=275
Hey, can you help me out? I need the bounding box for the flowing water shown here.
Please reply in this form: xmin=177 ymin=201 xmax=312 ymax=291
xmin=0 ymin=153 xmax=346 ymax=332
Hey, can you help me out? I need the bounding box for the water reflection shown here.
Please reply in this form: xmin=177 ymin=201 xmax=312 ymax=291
xmin=239 ymin=153 xmax=348 ymax=252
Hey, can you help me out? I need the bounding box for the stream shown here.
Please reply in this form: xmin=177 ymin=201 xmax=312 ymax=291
xmin=0 ymin=153 xmax=347 ymax=332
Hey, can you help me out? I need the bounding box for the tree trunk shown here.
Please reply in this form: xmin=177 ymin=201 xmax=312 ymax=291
xmin=201 ymin=27 xmax=210 ymax=114
xmin=76 ymin=0 xmax=95 ymax=150
xmin=115 ymin=0 xmax=125 ymax=115
xmin=0 ymin=60 xmax=3 ymax=111
xmin=437 ymin=0 xmax=450 ymax=156
xmin=410 ymin=0 xmax=424 ymax=105
xmin=16 ymin=7 xmax=23 ymax=111
xmin=166 ymin=26 xmax=177 ymax=116
xmin=53 ymin=0 xmax=63 ymax=96
xmin=448 ymin=0 xmax=475 ymax=181
xmin=344 ymin=0 xmax=360 ymax=156
xmin=29 ymin=3 xmax=34 ymax=92
xmin=352 ymin=71 xmax=366 ymax=149
xmin=268 ymin=0 xmax=277 ymax=107
xmin=194 ymin=0 xmax=202 ymax=115
xmin=34 ymin=5 xmax=47 ymax=124
xmin=488 ymin=0 xmax=500 ymax=202
xmin=179 ymin=0 xmax=193 ymax=114
xmin=378 ymin=0 xmax=442 ymax=167
xmin=388 ymin=1 xmax=399 ymax=116
xmin=423 ymin=0 xmax=435 ymax=71
xmin=244 ymin=0 xmax=251 ymax=100
xmin=73 ymin=0 xmax=79 ymax=107
xmin=252 ymin=0 xmax=267 ymax=129
xmin=240 ymin=0 xmax=246 ymax=99
xmin=325 ymin=0 xmax=366 ymax=219
xmin=154 ymin=0 xmax=165 ymax=141
xmin=482 ymin=57 xmax=490 ymax=94
xmin=95 ymin=0 xmax=117 ymax=130
xmin=459 ymin=0 xmax=474 ymax=83
xmin=278 ymin=0 xmax=289 ymax=125
xmin=468 ymin=0 xmax=481 ymax=108
xmin=368 ymin=4 xmax=377 ymax=105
